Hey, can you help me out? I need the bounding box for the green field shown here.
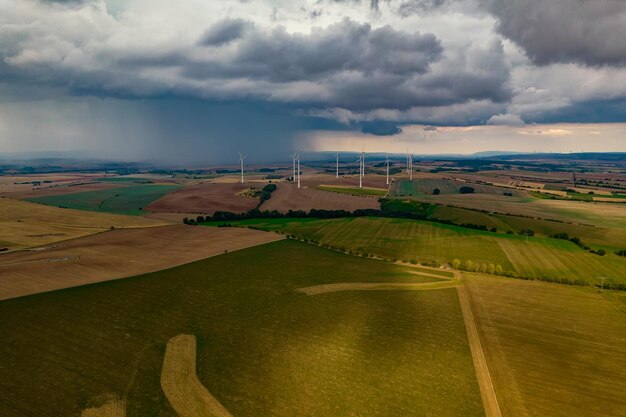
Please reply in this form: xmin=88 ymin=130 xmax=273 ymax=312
xmin=390 ymin=179 xmax=524 ymax=197
xmin=27 ymin=184 xmax=180 ymax=215
xmin=211 ymin=217 xmax=626 ymax=284
xmin=0 ymin=240 xmax=484 ymax=417
xmin=429 ymin=205 xmax=626 ymax=250
xmin=400 ymin=192 xmax=626 ymax=229
xmin=316 ymin=185 xmax=387 ymax=196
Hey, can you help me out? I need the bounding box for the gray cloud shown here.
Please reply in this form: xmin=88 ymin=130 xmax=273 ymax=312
xmin=480 ymin=0 xmax=626 ymax=66
xmin=188 ymin=19 xmax=443 ymax=83
xmin=486 ymin=113 xmax=525 ymax=126
xmin=198 ymin=18 xmax=252 ymax=46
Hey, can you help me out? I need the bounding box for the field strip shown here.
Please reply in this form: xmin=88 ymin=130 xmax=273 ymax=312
xmin=161 ymin=334 xmax=233 ymax=417
xmin=457 ymin=282 xmax=502 ymax=417
xmin=296 ymin=281 xmax=459 ymax=295
xmin=407 ymin=270 xmax=455 ymax=280
xmin=81 ymin=397 xmax=125 ymax=417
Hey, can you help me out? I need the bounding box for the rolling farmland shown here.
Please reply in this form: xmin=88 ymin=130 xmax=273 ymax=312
xmin=27 ymin=184 xmax=181 ymax=216
xmin=213 ymin=217 xmax=626 ymax=284
xmin=0 ymin=197 xmax=167 ymax=251
xmin=0 ymin=225 xmax=283 ymax=300
xmin=0 ymin=240 xmax=484 ymax=417
xmin=390 ymin=179 xmax=526 ymax=197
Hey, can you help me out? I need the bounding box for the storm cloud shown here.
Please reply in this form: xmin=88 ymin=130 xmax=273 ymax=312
xmin=481 ymin=0 xmax=626 ymax=66
xmin=0 ymin=0 xmax=624 ymax=160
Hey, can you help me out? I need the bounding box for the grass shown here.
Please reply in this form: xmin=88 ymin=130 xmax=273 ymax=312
xmin=316 ymin=185 xmax=387 ymax=196
xmin=0 ymin=197 xmax=166 ymax=250
xmin=27 ymin=184 xmax=181 ymax=216
xmin=211 ymin=217 xmax=626 ymax=284
xmin=464 ymin=273 xmax=626 ymax=417
xmin=0 ymin=240 xmax=484 ymax=417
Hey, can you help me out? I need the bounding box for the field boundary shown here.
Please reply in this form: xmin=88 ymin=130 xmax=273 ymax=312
xmin=161 ymin=334 xmax=233 ymax=417
xmin=457 ymin=278 xmax=502 ymax=417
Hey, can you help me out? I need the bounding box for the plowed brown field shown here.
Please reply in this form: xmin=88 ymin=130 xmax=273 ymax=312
xmin=146 ymin=182 xmax=261 ymax=215
xmin=0 ymin=225 xmax=283 ymax=300
xmin=260 ymin=182 xmax=380 ymax=212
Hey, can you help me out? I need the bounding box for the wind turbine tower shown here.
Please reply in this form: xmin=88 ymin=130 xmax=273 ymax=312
xmin=360 ymin=151 xmax=365 ymax=188
xmin=297 ymin=153 xmax=301 ymax=189
xmin=385 ymin=153 xmax=390 ymax=185
xmin=409 ymin=153 xmax=414 ymax=181
xmin=239 ymin=152 xmax=245 ymax=184
xmin=336 ymin=151 xmax=339 ymax=179
xmin=291 ymin=152 xmax=298 ymax=182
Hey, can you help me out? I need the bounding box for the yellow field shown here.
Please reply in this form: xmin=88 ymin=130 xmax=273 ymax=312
xmin=161 ymin=335 xmax=233 ymax=417
xmin=465 ymin=273 xmax=626 ymax=417
xmin=0 ymin=197 xmax=167 ymax=250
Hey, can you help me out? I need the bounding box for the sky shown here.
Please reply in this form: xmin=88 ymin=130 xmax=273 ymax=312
xmin=0 ymin=0 xmax=625 ymax=164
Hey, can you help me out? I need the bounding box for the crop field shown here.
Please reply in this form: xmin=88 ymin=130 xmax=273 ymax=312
xmin=259 ymin=182 xmax=380 ymax=212
xmin=390 ymin=179 xmax=526 ymax=197
xmin=430 ymin=205 xmax=626 ymax=250
xmin=0 ymin=240 xmax=484 ymax=417
xmin=27 ymin=184 xmax=181 ymax=216
xmin=316 ymin=184 xmax=387 ymax=196
xmin=215 ymin=217 xmax=626 ymax=284
xmin=404 ymin=192 xmax=626 ymax=229
xmin=146 ymin=182 xmax=261 ymax=215
xmin=0 ymin=225 xmax=282 ymax=300
xmin=464 ymin=273 xmax=626 ymax=417
xmin=0 ymin=197 xmax=166 ymax=251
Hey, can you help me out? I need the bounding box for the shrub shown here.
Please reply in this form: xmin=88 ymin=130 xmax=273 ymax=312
xmin=459 ymin=186 xmax=475 ymax=194
xmin=433 ymin=188 xmax=441 ymax=195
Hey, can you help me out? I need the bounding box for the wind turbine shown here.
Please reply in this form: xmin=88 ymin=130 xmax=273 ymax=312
xmin=290 ymin=152 xmax=298 ymax=182
xmin=238 ymin=152 xmax=246 ymax=184
xmin=385 ymin=153 xmax=390 ymax=185
xmin=335 ymin=151 xmax=339 ymax=179
xmin=408 ymin=153 xmax=414 ymax=181
xmin=296 ymin=153 xmax=301 ymax=189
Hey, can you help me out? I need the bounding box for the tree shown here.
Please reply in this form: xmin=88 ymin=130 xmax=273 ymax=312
xmin=433 ymin=188 xmax=441 ymax=195
xmin=495 ymin=265 xmax=503 ymax=275
xmin=459 ymin=186 xmax=475 ymax=194
xmin=452 ymin=259 xmax=461 ymax=269
xmin=488 ymin=263 xmax=495 ymax=274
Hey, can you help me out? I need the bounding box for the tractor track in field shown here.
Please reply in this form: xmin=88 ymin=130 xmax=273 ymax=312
xmin=456 ymin=273 xmax=502 ymax=417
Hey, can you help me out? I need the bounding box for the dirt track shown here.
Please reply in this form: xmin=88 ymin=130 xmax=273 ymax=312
xmin=161 ymin=335 xmax=233 ymax=417
xmin=0 ymin=225 xmax=283 ymax=300
xmin=457 ymin=277 xmax=502 ymax=417
xmin=296 ymin=281 xmax=459 ymax=295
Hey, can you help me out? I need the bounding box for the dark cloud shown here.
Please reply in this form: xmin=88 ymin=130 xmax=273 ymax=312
xmin=480 ymin=0 xmax=626 ymax=66
xmin=527 ymin=98 xmax=626 ymax=124
xmin=187 ymin=19 xmax=442 ymax=83
xmin=359 ymin=121 xmax=403 ymax=135
xmin=198 ymin=18 xmax=252 ymax=46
